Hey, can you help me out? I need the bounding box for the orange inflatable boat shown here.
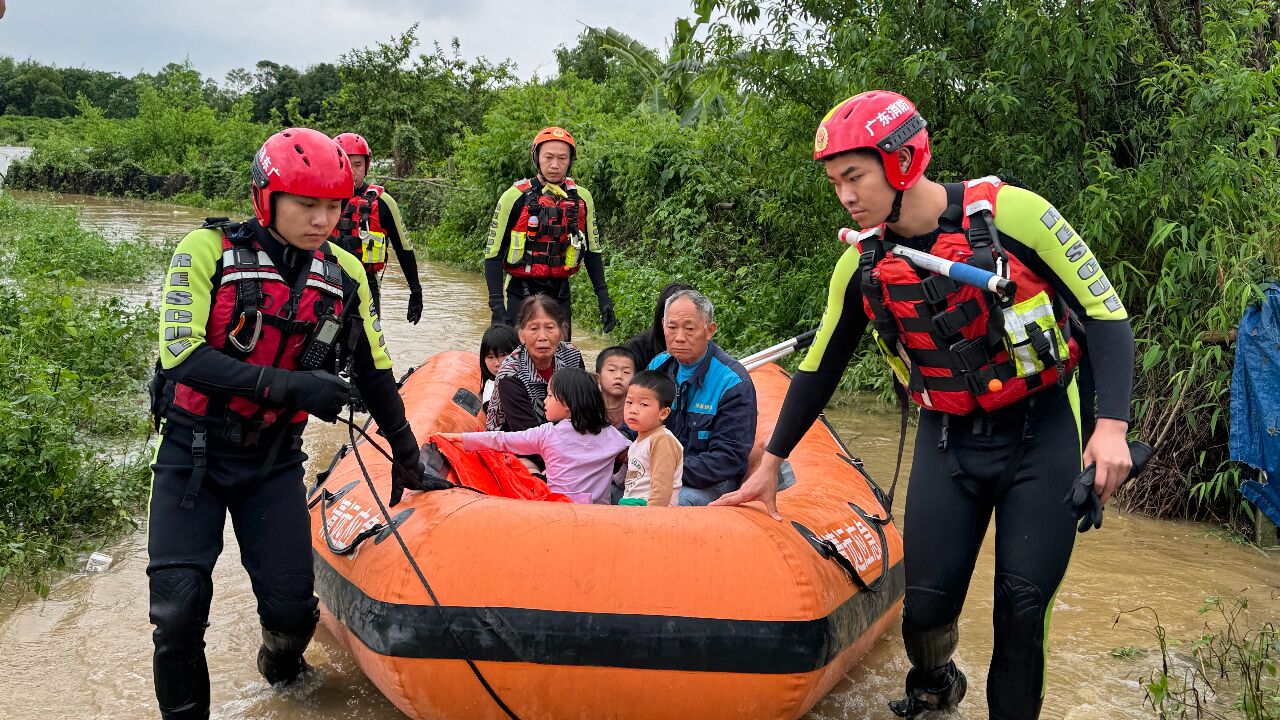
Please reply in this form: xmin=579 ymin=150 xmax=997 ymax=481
xmin=308 ymin=350 xmax=904 ymax=720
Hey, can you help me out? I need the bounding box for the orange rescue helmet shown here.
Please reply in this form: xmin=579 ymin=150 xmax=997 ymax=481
xmin=531 ymin=126 xmax=576 ymax=171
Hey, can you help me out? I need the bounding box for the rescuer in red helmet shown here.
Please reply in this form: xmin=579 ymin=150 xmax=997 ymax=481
xmin=145 ymin=128 xmax=436 ymax=719
xmin=330 ymin=131 xmax=424 ymax=324
xmin=714 ymin=91 xmax=1137 ymax=720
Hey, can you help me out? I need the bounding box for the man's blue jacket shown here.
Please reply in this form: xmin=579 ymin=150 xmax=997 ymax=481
xmin=648 ymin=341 xmax=757 ymax=490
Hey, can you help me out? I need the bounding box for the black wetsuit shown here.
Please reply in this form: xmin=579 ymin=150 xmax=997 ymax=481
xmin=148 ymin=221 xmax=410 ymax=719
xmin=766 ymin=182 xmax=1135 ymax=719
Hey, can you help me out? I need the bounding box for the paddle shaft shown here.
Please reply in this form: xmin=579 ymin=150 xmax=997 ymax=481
xmin=838 ymin=228 xmax=1016 ymax=297
xmin=742 ymin=329 xmax=818 ymax=371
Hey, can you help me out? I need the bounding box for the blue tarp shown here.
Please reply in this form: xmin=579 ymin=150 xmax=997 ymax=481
xmin=1230 ymin=282 xmax=1280 ymax=526
xmin=1241 ymin=478 xmax=1280 ymax=528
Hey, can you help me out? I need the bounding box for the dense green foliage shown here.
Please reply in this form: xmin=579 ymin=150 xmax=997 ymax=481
xmin=0 ymin=28 xmax=512 ymax=207
xmin=0 ymin=194 xmax=163 ymax=593
xmin=429 ymin=2 xmax=1280 ymax=524
xmin=3 ymin=1 xmax=1276 ymax=526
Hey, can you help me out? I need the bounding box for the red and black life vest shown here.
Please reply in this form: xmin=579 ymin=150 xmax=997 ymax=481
xmin=502 ymin=177 xmax=588 ymax=279
xmin=853 ymin=177 xmax=1080 ymax=416
xmin=170 ymin=222 xmax=346 ymax=430
xmin=331 ymin=185 xmax=388 ymax=271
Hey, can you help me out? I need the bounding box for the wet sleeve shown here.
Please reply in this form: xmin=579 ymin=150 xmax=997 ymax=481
xmin=584 ymin=251 xmax=608 ymax=297
xmin=158 ymin=229 xmax=221 ymax=370
xmin=378 ymin=192 xmax=420 ymax=293
xmin=484 ymin=186 xmax=523 ymax=307
xmin=157 ymin=229 xmax=266 ymax=396
xmin=354 ymin=368 xmax=407 ymax=433
xmin=682 ymin=379 xmax=756 ymax=490
xmin=646 ymin=434 xmax=682 ymax=507
xmin=495 ymin=376 xmax=541 ymax=432
xmin=332 ymin=244 xmax=394 ymax=372
xmin=766 ymin=247 xmax=869 ymax=458
xmin=993 ymin=184 xmax=1135 ymax=421
xmin=578 ymin=185 xmax=601 ymax=252
xmin=484 ymin=186 xmax=522 ymax=260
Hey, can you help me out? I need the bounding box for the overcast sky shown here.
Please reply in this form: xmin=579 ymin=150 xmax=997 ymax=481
xmin=0 ymin=0 xmax=695 ymax=81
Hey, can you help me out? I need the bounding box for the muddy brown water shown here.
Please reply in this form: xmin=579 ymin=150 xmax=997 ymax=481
xmin=0 ymin=190 xmax=1276 ymax=719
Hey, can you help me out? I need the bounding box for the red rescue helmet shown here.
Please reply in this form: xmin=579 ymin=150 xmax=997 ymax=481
xmin=333 ymin=132 xmax=372 ymax=160
xmin=814 ymin=91 xmax=931 ymax=190
xmin=250 ymin=128 xmax=353 ymax=227
xmin=531 ymin=126 xmax=576 ymax=170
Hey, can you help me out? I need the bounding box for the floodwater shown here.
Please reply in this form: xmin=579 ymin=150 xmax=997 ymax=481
xmin=0 ymin=189 xmax=1276 ymax=719
xmin=0 ymin=145 xmax=32 ymax=180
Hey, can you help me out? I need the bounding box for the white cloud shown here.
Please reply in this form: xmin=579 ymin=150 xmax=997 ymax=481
xmin=0 ymin=0 xmax=690 ymax=81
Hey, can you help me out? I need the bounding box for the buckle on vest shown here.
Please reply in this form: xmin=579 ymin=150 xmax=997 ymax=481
xmin=233 ymin=247 xmax=258 ymax=269
xmin=920 ymin=275 xmax=957 ymax=305
xmin=948 ymin=337 xmax=990 ymax=373
xmin=964 ymin=369 xmax=992 ymax=396
xmin=323 ymin=261 xmax=343 ymax=287
xmin=858 ymin=249 xmax=880 ymax=276
xmin=228 ymin=310 xmax=263 ymax=353
xmin=967 ymin=220 xmax=993 ymax=249
xmin=932 ymin=298 xmax=980 ymax=338
xmin=181 ymin=428 xmax=208 ymax=510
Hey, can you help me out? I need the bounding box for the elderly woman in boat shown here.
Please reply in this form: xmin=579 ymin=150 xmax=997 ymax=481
xmin=486 ymin=294 xmax=586 ymax=434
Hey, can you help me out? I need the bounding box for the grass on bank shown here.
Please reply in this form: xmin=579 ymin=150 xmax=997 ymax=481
xmin=0 ymin=192 xmax=167 ymax=595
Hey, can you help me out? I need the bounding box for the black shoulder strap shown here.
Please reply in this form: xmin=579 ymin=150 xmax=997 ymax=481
xmin=959 ymin=184 xmax=1010 ymax=348
xmin=856 ymin=233 xmax=894 ymax=325
xmin=223 ymin=228 xmax=263 ymax=357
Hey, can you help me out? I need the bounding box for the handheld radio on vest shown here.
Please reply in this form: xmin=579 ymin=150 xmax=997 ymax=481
xmin=298 ymin=314 xmax=344 ymax=371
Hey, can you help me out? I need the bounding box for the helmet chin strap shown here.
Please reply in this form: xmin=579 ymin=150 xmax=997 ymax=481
xmin=886 ymin=188 xmax=905 ymax=224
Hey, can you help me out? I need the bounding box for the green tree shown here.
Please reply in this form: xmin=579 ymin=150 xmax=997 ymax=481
xmin=324 ymin=25 xmax=515 ymax=165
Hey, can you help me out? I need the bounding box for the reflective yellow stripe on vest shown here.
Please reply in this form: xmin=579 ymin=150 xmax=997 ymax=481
xmin=506 ymin=231 xmax=528 ymax=265
xmin=360 ymin=230 xmax=387 ymax=267
xmin=999 ymin=291 xmax=1068 ymax=376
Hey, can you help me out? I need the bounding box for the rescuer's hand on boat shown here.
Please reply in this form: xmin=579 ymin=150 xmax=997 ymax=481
xmin=710 ymin=451 xmax=784 ymax=520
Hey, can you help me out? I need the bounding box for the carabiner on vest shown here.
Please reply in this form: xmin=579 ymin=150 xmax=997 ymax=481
xmin=228 ymin=309 xmax=263 ymax=353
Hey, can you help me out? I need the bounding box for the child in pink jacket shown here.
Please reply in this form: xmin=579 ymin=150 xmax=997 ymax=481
xmin=439 ymin=367 xmax=629 ymax=504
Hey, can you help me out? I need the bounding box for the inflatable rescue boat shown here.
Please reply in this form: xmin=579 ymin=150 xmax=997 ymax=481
xmin=308 ymin=350 xmax=903 ymax=720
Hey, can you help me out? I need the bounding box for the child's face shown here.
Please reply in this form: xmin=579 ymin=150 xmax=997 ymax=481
xmin=485 ymin=351 xmax=509 ymax=377
xmin=544 ymin=387 xmax=570 ymax=423
xmin=624 ymin=384 xmax=670 ymax=433
xmin=598 ymin=356 xmax=635 ymax=399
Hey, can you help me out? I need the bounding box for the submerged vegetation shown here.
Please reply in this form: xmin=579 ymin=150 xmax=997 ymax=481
xmin=0 ymin=194 xmax=164 ymax=594
xmin=1116 ymin=597 xmax=1279 ymax=719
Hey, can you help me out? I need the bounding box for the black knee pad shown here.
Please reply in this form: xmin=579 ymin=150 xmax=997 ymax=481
xmin=990 ymin=572 xmax=1049 ymax=719
xmin=902 ymin=586 xmax=962 ymax=672
xmin=255 ymin=573 xmax=319 ymax=636
xmin=993 ymin=572 xmax=1046 ymax=644
xmin=149 ymin=568 xmax=213 ymax=644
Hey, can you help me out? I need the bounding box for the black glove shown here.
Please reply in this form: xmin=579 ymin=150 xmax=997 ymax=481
xmin=1064 ymin=465 xmax=1104 ymax=533
xmin=384 ymin=423 xmax=450 ymax=505
xmin=1063 ymin=440 xmax=1154 ymax=533
xmin=406 ymin=291 xmax=423 ymax=325
xmin=257 ymin=367 xmax=350 ymax=422
xmin=598 ymin=299 xmax=617 ymax=333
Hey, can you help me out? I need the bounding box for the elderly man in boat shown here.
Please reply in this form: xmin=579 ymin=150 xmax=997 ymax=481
xmin=646 ymin=288 xmax=757 ymax=505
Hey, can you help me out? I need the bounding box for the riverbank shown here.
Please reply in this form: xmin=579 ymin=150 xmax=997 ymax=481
xmin=0 ymin=191 xmax=170 ymax=594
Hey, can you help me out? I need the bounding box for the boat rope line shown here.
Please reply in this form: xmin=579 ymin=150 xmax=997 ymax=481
xmin=312 ymin=549 xmax=905 ymax=673
xmin=335 ymin=406 xmax=524 ymax=720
